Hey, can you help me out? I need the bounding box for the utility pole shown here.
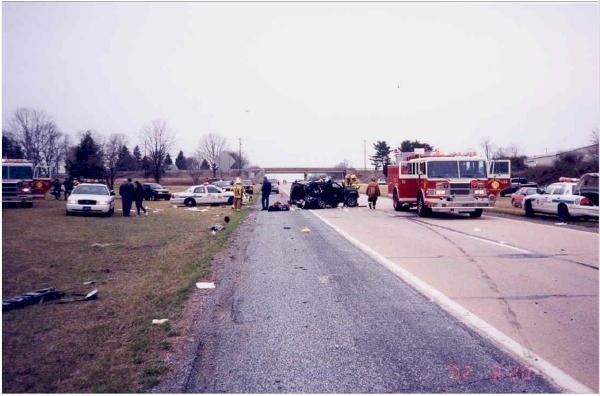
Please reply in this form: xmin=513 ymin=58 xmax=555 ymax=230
xmin=363 ymin=139 xmax=366 ymax=171
xmin=238 ymin=137 xmax=242 ymax=176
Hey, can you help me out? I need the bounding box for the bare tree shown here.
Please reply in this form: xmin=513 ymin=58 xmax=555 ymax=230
xmin=7 ymin=107 xmax=63 ymax=169
xmin=480 ymin=137 xmax=495 ymax=160
xmin=104 ymin=134 xmax=126 ymax=189
xmin=197 ymin=133 xmax=228 ymax=178
xmin=505 ymin=143 xmax=522 ymax=158
xmin=185 ymin=156 xmax=204 ymax=184
xmin=140 ymin=120 xmax=175 ymax=183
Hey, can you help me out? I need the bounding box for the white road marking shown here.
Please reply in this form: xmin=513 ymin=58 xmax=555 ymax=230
xmin=311 ymin=210 xmax=594 ymax=394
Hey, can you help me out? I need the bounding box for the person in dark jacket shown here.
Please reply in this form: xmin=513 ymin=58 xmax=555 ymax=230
xmin=261 ymin=177 xmax=272 ymax=210
xmin=119 ymin=178 xmax=135 ymax=217
xmin=133 ymin=181 xmax=148 ymax=216
xmin=51 ymin=179 xmax=61 ymax=200
xmin=63 ymin=178 xmax=73 ymax=200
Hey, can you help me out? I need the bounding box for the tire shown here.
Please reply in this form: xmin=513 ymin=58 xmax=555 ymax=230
xmin=317 ymin=199 xmax=327 ymax=209
xmin=227 ymin=196 xmax=234 ymax=205
xmin=469 ymin=209 xmax=483 ymax=218
xmin=393 ymin=190 xmax=402 ymax=212
xmin=558 ymin=204 xmax=570 ymax=222
xmin=345 ymin=196 xmax=358 ymax=208
xmin=416 ymin=193 xmax=430 ymax=217
xmin=524 ymin=200 xmax=534 ymax=217
xmin=184 ymin=198 xmax=196 ymax=207
xmin=66 ymin=210 xmax=72 ymax=216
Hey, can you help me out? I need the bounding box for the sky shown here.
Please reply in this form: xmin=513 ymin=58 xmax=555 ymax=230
xmin=2 ymin=1 xmax=599 ymax=168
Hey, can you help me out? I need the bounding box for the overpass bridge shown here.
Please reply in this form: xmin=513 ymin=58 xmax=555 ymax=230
xmin=262 ymin=167 xmax=350 ymax=181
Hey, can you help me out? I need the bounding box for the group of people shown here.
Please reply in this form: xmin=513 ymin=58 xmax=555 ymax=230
xmin=50 ymin=178 xmax=74 ymax=200
xmin=119 ymin=178 xmax=148 ymax=217
xmin=230 ymin=176 xmax=273 ymax=212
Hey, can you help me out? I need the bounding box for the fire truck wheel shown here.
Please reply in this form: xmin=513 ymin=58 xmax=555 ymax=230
xmin=417 ymin=194 xmax=430 ymax=217
xmin=469 ymin=209 xmax=483 ymax=218
xmin=393 ymin=191 xmax=401 ymax=211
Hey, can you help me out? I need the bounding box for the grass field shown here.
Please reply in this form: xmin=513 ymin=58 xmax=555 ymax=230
xmin=2 ymin=188 xmax=250 ymax=392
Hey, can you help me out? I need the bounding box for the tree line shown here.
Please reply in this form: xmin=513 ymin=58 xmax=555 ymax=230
xmin=2 ymin=107 xmax=252 ymax=188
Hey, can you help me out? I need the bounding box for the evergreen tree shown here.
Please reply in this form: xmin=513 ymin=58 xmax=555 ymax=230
xmin=66 ymin=131 xmax=105 ymax=179
xmin=400 ymin=140 xmax=433 ymax=152
xmin=370 ymin=141 xmax=392 ymax=174
xmin=116 ymin=145 xmax=136 ymax=171
xmin=175 ymin=150 xmax=187 ymax=170
xmin=164 ymin=153 xmax=173 ymax=166
xmin=133 ymin=145 xmax=142 ymax=170
xmin=200 ymin=159 xmax=210 ymax=170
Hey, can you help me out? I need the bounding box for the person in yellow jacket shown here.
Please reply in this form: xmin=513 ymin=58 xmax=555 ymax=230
xmin=345 ymin=174 xmax=361 ymax=189
xmin=366 ymin=177 xmax=381 ymax=209
xmin=232 ymin=179 xmax=245 ymax=212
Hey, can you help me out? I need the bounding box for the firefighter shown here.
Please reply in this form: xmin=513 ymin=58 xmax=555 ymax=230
xmin=366 ymin=177 xmax=381 ymax=209
xmin=348 ymin=174 xmax=360 ymax=189
xmin=232 ymin=178 xmax=245 ymax=212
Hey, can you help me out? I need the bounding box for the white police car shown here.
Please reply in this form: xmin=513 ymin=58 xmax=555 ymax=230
xmin=171 ymin=184 xmax=234 ymax=207
xmin=66 ymin=183 xmax=115 ymax=216
xmin=523 ymin=178 xmax=599 ymax=221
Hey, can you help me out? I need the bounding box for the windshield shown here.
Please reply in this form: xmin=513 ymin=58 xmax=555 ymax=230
xmin=2 ymin=165 xmax=33 ymax=180
xmin=72 ymin=185 xmax=109 ymax=195
xmin=427 ymin=161 xmax=487 ymax=179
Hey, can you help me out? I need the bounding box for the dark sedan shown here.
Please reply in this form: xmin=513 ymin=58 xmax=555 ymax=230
xmin=142 ymin=183 xmax=171 ymax=201
xmin=289 ymin=179 xmax=359 ymax=209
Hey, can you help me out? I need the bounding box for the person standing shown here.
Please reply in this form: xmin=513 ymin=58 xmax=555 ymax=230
xmin=119 ymin=178 xmax=135 ymax=217
xmin=63 ymin=178 xmax=73 ymax=200
xmin=51 ymin=178 xmax=62 ymax=200
xmin=133 ymin=181 xmax=148 ymax=216
xmin=232 ymin=178 xmax=245 ymax=212
xmin=366 ymin=177 xmax=381 ymax=209
xmin=261 ymin=176 xmax=272 ymax=211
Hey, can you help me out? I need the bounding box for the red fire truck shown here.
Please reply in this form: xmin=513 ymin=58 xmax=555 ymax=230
xmin=387 ymin=149 xmax=510 ymax=217
xmin=2 ymin=159 xmax=53 ymax=206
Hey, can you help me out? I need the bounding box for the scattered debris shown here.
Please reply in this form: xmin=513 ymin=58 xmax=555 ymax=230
xmin=224 ymin=216 xmax=230 ymax=223
xmin=83 ymin=281 xmax=95 ymax=285
xmin=90 ymin=243 xmax=113 ymax=248
xmin=2 ymin=288 xmax=98 ymax=311
xmin=196 ymin=282 xmax=215 ymax=289
xmin=473 ymin=228 xmax=481 ymax=232
xmin=555 ymin=222 xmax=567 ymax=226
xmin=209 ymin=224 xmax=224 ymax=231
xmin=185 ymin=208 xmax=201 ymax=212
xmin=152 ymin=319 xmax=169 ymax=325
xmin=283 ymin=226 xmax=291 ymax=230
xmin=3 ymin=288 xmax=65 ymax=311
xmin=301 ymin=228 xmax=311 ymax=233
xmin=268 ymin=201 xmax=290 ymax=211
xmin=200 ymin=208 xmax=209 ymax=212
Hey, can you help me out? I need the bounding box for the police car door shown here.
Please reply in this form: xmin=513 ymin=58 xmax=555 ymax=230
xmin=206 ymin=185 xmax=221 ymax=204
xmin=194 ymin=186 xmax=208 ymax=204
xmin=537 ymin=183 xmax=557 ymax=214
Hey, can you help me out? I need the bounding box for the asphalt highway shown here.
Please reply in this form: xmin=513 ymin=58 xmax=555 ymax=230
xmin=179 ymin=200 xmax=559 ymax=393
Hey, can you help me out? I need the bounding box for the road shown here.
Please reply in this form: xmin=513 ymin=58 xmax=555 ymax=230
xmin=283 ymin=185 xmax=598 ymax=392
xmin=157 ymin=187 xmax=599 ymax=393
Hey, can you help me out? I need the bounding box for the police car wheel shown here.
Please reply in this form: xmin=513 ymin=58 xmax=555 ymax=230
xmin=184 ymin=198 xmax=196 ymax=207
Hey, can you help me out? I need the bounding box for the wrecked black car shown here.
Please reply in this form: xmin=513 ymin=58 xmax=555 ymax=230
xmin=289 ymin=179 xmax=359 ymax=209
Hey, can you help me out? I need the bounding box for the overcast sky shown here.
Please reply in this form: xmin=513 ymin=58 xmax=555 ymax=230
xmin=3 ymin=1 xmax=598 ymax=168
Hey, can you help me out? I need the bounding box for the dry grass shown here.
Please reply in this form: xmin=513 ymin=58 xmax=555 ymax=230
xmin=2 ymin=188 xmax=249 ymax=392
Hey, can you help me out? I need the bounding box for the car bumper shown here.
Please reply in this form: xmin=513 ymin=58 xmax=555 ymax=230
xmin=426 ymin=198 xmax=491 ymax=212
xmin=66 ymin=203 xmax=112 ymax=213
xmin=170 ymin=197 xmax=186 ymax=205
xmin=569 ymin=206 xmax=599 ymax=218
